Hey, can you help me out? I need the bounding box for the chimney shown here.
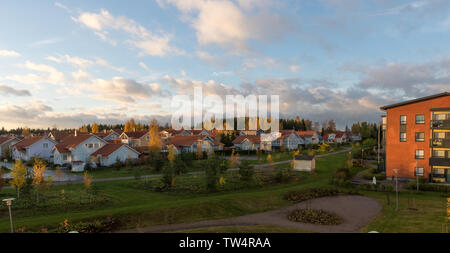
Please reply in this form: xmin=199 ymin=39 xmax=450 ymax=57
xmin=75 ymin=130 xmax=77 ymax=137
xmin=104 ymin=129 xmax=107 ymax=133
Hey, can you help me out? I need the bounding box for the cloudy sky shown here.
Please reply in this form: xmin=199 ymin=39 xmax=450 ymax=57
xmin=1 ymin=0 xmax=449 ymax=130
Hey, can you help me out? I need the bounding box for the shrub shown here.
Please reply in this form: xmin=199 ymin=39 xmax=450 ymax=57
xmin=161 ymin=163 xmax=175 ymax=188
xmin=238 ymin=160 xmax=255 ymax=182
xmin=287 ymin=209 xmax=343 ymax=225
xmin=58 ymin=217 xmax=120 ymax=233
xmin=275 ymin=167 xmax=293 ymax=183
xmin=284 ymin=188 xmax=341 ymax=202
xmin=362 ymin=168 xmax=386 ymax=181
xmin=332 ymin=168 xmax=351 ymax=186
xmin=407 ymin=181 xmax=450 ymax=193
xmin=204 ymin=153 xmax=221 ymax=191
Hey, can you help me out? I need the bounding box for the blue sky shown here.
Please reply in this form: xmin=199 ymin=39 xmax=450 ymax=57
xmin=0 ymin=0 xmax=449 ymax=130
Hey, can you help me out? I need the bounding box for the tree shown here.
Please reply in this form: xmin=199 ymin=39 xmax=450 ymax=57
xmin=80 ymin=125 xmax=89 ymax=133
xmin=22 ymin=127 xmax=31 ymax=137
xmin=196 ymin=141 xmax=203 ymax=160
xmin=1 ymin=146 xmax=11 ymax=161
xmin=10 ymin=160 xmax=28 ymax=198
xmin=91 ymin=123 xmax=99 ymax=133
xmin=148 ymin=119 xmax=161 ymax=154
xmin=167 ymin=145 xmax=176 ymax=164
xmin=205 ymin=152 xmax=221 ymax=191
xmin=238 ymin=160 xmax=254 ymax=182
xmin=32 ymin=158 xmax=46 ymax=203
xmin=161 ymin=163 xmax=175 ymax=188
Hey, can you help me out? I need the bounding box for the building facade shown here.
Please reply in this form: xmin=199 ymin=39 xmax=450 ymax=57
xmin=381 ymin=92 xmax=450 ymax=183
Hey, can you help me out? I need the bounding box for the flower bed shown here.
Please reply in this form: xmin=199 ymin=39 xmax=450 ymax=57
xmin=287 ymin=209 xmax=343 ymax=225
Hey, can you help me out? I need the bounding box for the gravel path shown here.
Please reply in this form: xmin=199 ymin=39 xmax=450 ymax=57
xmin=119 ymin=195 xmax=381 ymax=233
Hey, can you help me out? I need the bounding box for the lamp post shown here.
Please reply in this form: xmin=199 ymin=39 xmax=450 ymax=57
xmin=2 ymin=198 xmax=15 ymax=233
xmin=393 ymin=169 xmax=399 ymax=211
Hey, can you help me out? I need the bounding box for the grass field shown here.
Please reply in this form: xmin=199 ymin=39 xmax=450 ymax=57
xmin=0 ymin=150 xmax=448 ymax=233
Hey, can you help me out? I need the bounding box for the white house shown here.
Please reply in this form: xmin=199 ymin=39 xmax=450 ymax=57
xmin=166 ymin=135 xmax=224 ymax=154
xmin=322 ymin=133 xmax=336 ymax=143
xmin=53 ymin=133 xmax=108 ymax=171
xmin=94 ymin=130 xmax=121 ymax=141
xmin=335 ymin=132 xmax=349 ymax=143
xmin=272 ymin=130 xmax=304 ymax=150
xmin=12 ymin=136 xmax=57 ymax=161
xmin=90 ymin=143 xmax=140 ymax=167
xmin=297 ymin=131 xmax=320 ymax=145
xmin=0 ymin=136 xmax=20 ymax=158
xmin=119 ymin=130 xmax=150 ymax=148
xmin=348 ymin=132 xmax=362 ymax=142
xmin=232 ymin=135 xmax=261 ymax=151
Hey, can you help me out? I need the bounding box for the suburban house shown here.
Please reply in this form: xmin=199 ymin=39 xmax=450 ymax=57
xmin=322 ymin=133 xmax=336 ymax=143
xmin=293 ymin=155 xmax=316 ymax=172
xmin=348 ymin=132 xmax=362 ymax=142
xmin=233 ymin=136 xmax=261 ymax=151
xmin=53 ymin=133 xmax=108 ymax=171
xmin=12 ymin=136 xmax=57 ymax=161
xmin=94 ymin=130 xmax=121 ymax=141
xmin=166 ymin=135 xmax=224 ymax=154
xmin=272 ymin=130 xmax=304 ymax=150
xmin=119 ymin=130 xmax=150 ymax=148
xmin=381 ymin=92 xmax=450 ymax=183
xmin=335 ymin=132 xmax=349 ymax=143
xmin=297 ymin=131 xmax=320 ymax=145
xmin=0 ymin=136 xmax=20 ymax=158
xmin=48 ymin=131 xmax=73 ymax=142
xmin=238 ymin=129 xmax=265 ymax=136
xmin=90 ymin=143 xmax=140 ymax=167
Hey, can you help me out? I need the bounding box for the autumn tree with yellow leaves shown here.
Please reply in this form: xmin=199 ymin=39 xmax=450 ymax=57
xmin=10 ymin=160 xmax=27 ymax=198
xmin=148 ymin=119 xmax=161 ymax=154
xmin=91 ymin=123 xmax=99 ymax=133
xmin=32 ymin=158 xmax=46 ymax=203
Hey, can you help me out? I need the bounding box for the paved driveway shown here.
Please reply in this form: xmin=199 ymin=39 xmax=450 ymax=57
xmin=120 ymin=195 xmax=382 ymax=233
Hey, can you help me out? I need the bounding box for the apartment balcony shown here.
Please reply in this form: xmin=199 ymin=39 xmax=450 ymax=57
xmin=430 ymin=119 xmax=450 ymax=129
xmin=429 ymin=157 xmax=450 ymax=167
xmin=430 ymin=138 xmax=450 ymax=148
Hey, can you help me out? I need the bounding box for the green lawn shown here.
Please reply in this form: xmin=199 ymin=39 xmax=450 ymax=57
xmin=0 ymin=151 xmax=350 ymax=232
xmin=0 ymin=149 xmax=447 ymax=233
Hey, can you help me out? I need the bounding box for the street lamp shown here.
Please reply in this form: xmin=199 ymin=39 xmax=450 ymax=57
xmin=393 ymin=169 xmax=399 ymax=211
xmin=2 ymin=198 xmax=15 ymax=233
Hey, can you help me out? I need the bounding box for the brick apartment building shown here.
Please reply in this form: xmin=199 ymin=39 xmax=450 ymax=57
xmin=380 ymin=92 xmax=450 ymax=183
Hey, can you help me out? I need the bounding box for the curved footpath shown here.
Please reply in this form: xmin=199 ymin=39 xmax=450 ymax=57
xmin=119 ymin=195 xmax=381 ymax=233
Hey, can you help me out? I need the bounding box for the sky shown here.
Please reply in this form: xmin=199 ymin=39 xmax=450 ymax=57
xmin=0 ymin=0 xmax=449 ymax=130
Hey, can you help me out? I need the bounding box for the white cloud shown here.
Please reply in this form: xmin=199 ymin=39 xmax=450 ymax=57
xmin=162 ymin=0 xmax=293 ymax=54
xmin=0 ymin=50 xmax=21 ymax=57
xmin=72 ymin=8 xmax=182 ymax=56
xmin=289 ymin=65 xmax=301 ymax=73
xmin=139 ymin=62 xmax=151 ymax=72
xmin=6 ymin=61 xmax=65 ymax=85
xmin=47 ymin=54 xmax=94 ymax=68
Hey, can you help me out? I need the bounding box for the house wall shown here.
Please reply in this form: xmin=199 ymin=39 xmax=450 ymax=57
xmin=71 ymin=137 xmax=107 ymax=163
xmin=100 ymin=146 xmax=139 ymax=167
xmin=236 ymin=139 xmax=259 ymax=150
xmin=283 ymin=134 xmax=304 ymax=150
xmin=104 ymin=132 xmax=120 ymax=141
xmin=293 ymin=159 xmax=315 ymax=172
xmin=13 ymin=138 xmax=56 ymax=161
xmin=0 ymin=139 xmax=18 ymax=157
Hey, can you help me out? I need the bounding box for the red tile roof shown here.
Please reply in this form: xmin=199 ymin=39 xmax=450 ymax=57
xmin=166 ymin=135 xmax=222 ymax=148
xmin=48 ymin=131 xmax=72 ymax=141
xmin=0 ymin=136 xmax=15 ymax=145
xmin=54 ymin=134 xmax=98 ymax=154
xmin=122 ymin=130 xmax=148 ymax=139
xmin=90 ymin=143 xmax=138 ymax=157
xmin=232 ymin=135 xmax=261 ymax=144
xmin=13 ymin=136 xmax=47 ymax=151
xmin=296 ymin=131 xmax=316 ymax=137
xmin=335 ymin=132 xmax=346 ymax=138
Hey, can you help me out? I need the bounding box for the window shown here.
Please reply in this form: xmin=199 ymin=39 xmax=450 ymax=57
xmin=415 ymin=149 xmax=424 ymax=159
xmin=414 ymin=167 xmax=424 ymax=177
xmin=88 ymin=144 xmax=93 ymax=148
xmin=415 ymin=132 xmax=424 ymax=142
xmin=400 ymin=132 xmax=407 ymax=142
xmin=43 ymin=143 xmax=48 ymax=148
xmin=400 ymin=115 xmax=407 ymax=125
xmin=415 ymin=114 xmax=425 ymax=124
xmin=94 ymin=143 xmax=99 ymax=148
xmin=433 ymin=150 xmax=445 ymax=158
xmin=62 ymin=154 xmax=68 ymax=161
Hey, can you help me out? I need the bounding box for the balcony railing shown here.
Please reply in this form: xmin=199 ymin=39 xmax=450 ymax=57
xmin=430 ymin=138 xmax=450 ymax=148
xmin=429 ymin=157 xmax=450 ymax=166
xmin=431 ymin=119 xmax=450 ymax=129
